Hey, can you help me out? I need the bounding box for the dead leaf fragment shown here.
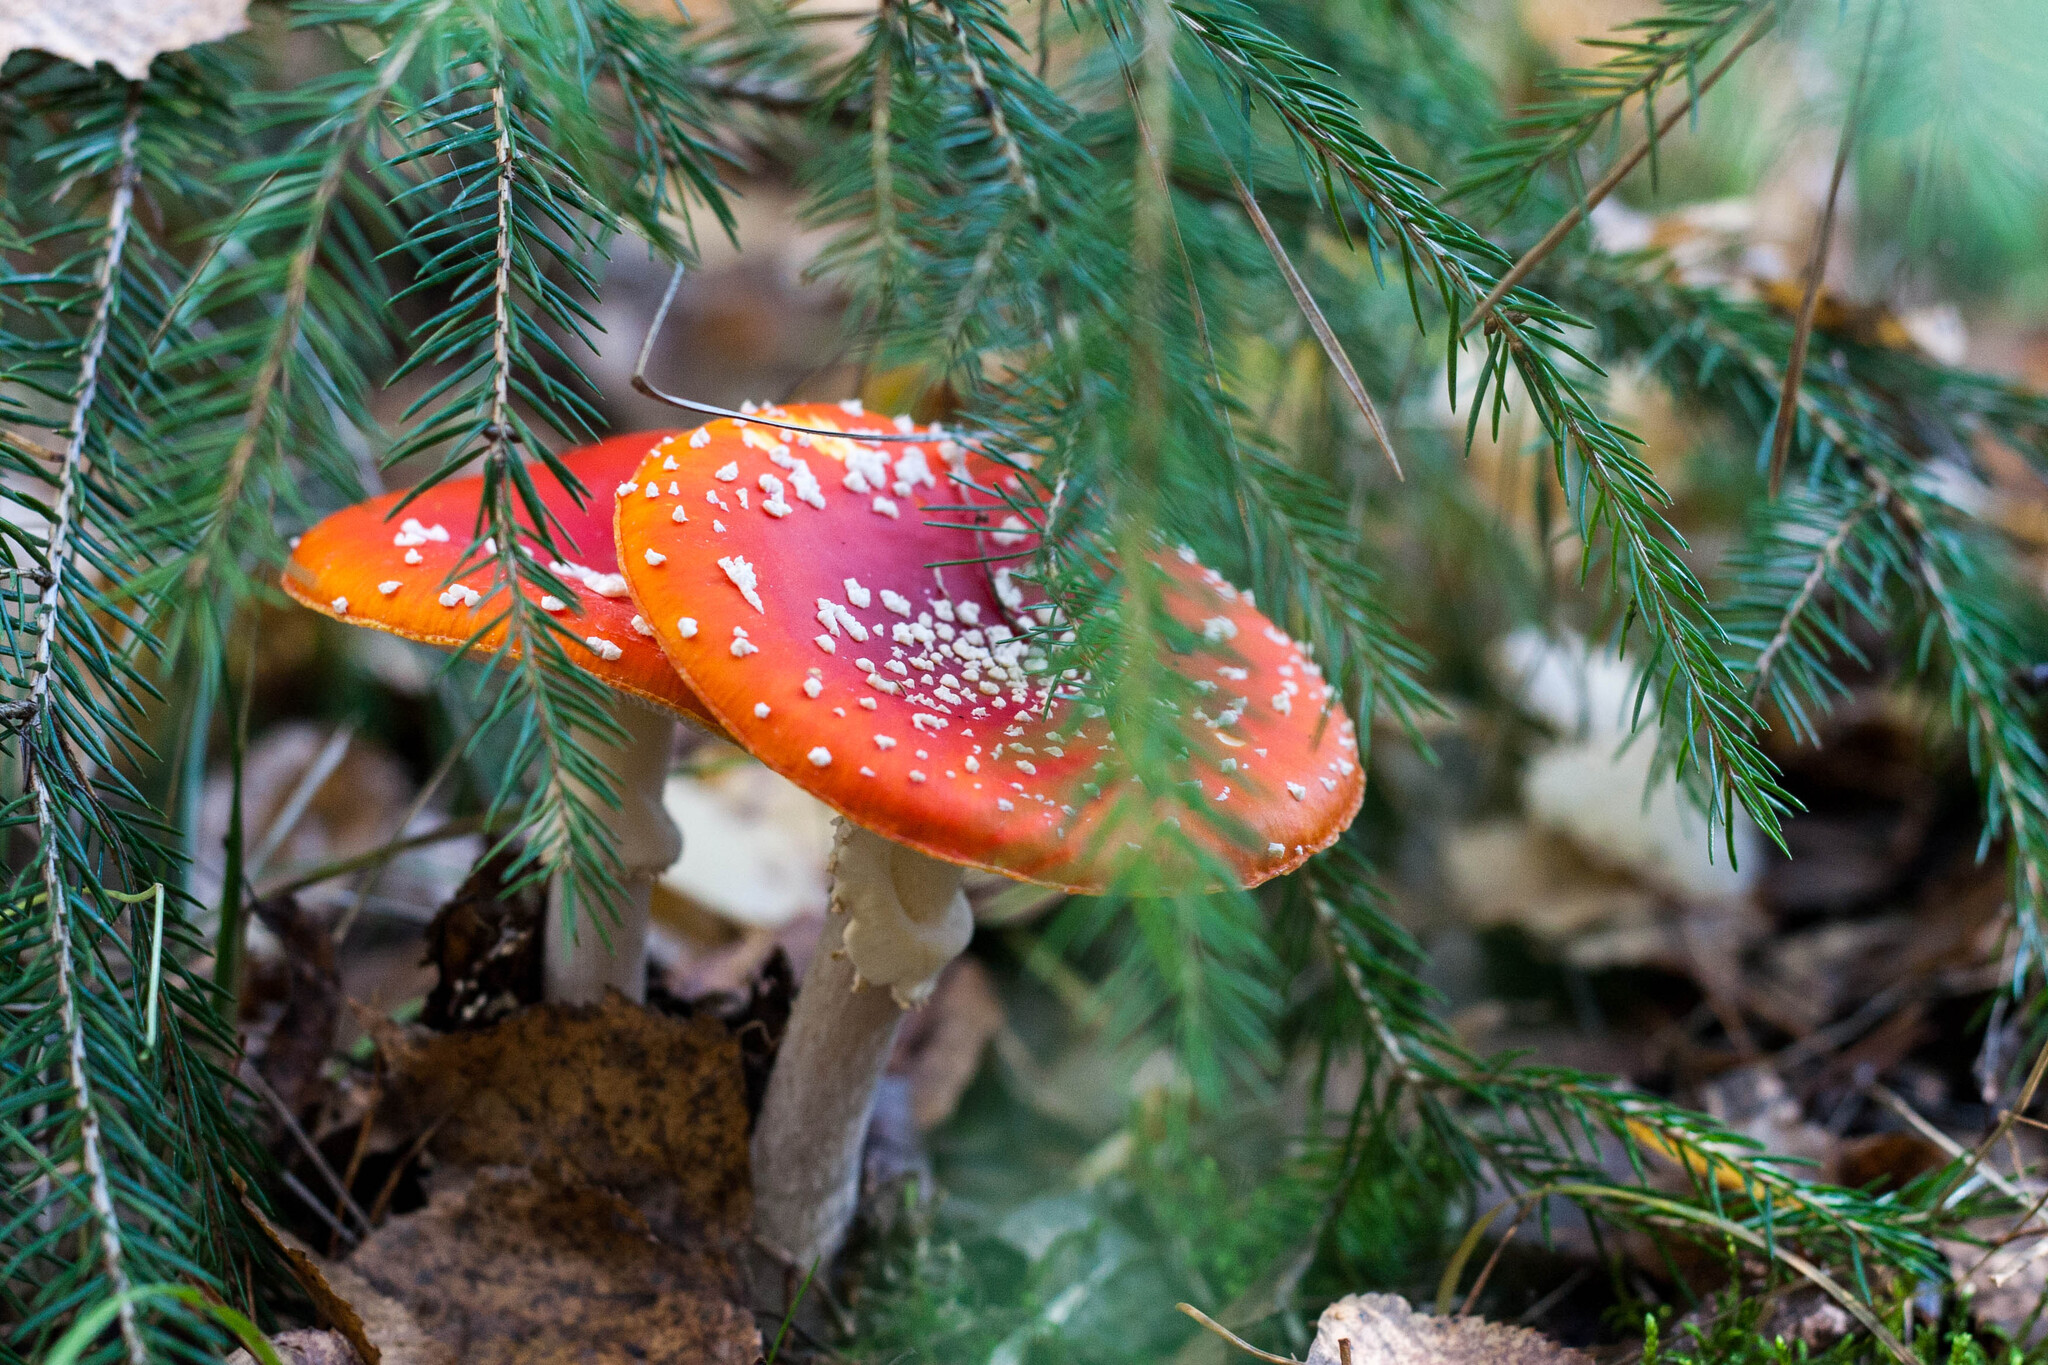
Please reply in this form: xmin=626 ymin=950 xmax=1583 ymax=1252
xmin=890 ymin=955 xmax=1005 ymax=1130
xmin=230 ymin=1171 xmax=452 ymax=1365
xmin=224 ymin=1330 xmax=363 ymax=1365
xmin=1305 ymin=1294 xmax=1591 ymax=1365
xmin=419 ymin=850 xmax=542 ymax=1032
xmin=0 ymin=0 xmax=249 ymax=79
xmin=372 ymin=995 xmax=752 ymax=1237
xmin=347 ymin=1169 xmax=760 ymax=1365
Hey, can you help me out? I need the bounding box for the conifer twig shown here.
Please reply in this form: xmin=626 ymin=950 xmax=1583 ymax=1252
xmin=29 ymin=89 xmax=150 ymax=1365
xmin=1766 ymin=0 xmax=1882 ymax=495
xmin=1188 ymin=98 xmax=1401 ymax=478
xmin=1458 ymin=5 xmax=1774 ymax=341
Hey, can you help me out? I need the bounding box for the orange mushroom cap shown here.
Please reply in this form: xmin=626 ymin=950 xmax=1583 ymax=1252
xmin=282 ymin=432 xmax=717 ymax=728
xmin=615 ymin=402 xmax=1363 ymax=893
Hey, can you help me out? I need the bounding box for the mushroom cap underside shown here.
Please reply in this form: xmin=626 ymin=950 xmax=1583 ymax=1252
xmin=616 ymin=402 xmax=1363 ymax=893
xmin=282 ymin=431 xmax=717 ymax=728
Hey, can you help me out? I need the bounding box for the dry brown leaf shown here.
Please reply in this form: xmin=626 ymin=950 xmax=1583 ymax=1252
xmin=1305 ymin=1294 xmax=1591 ymax=1365
xmin=419 ymin=850 xmax=543 ymax=1032
xmin=347 ymin=1168 xmax=760 ymax=1365
xmin=317 ymin=1261 xmax=458 ymax=1365
xmin=371 ymin=994 xmax=751 ymax=1237
xmin=230 ymin=1173 xmax=452 ymax=1365
xmin=0 ymin=0 xmax=249 ymax=79
xmin=891 ymin=955 xmax=1005 ymax=1130
xmin=224 ymin=1329 xmax=364 ymax=1365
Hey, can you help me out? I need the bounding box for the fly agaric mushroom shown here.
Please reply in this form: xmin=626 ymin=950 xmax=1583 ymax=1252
xmin=282 ymin=431 xmax=715 ymax=1005
xmin=616 ymin=402 xmax=1363 ymax=1270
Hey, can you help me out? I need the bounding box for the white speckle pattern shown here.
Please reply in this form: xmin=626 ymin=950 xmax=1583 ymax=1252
xmin=632 ymin=615 xmax=655 ymax=637
xmin=880 ymin=589 xmax=912 ymax=617
xmin=872 ymin=496 xmax=900 ymax=519
xmin=672 ymin=505 xmax=689 ymax=523
xmin=808 ymin=746 xmax=833 ymax=766
xmin=1267 ymin=842 xmax=1285 ymax=855
xmin=677 ymin=617 xmax=698 ymax=638
xmin=844 ymin=579 xmax=872 ymax=608
xmin=332 ymin=596 xmax=350 ymax=614
xmin=803 ymin=677 xmax=824 ymax=698
xmin=585 ymin=635 xmax=623 ymax=661
xmin=644 ymin=549 xmax=666 ymax=566
xmin=731 ymin=627 xmax=760 ymax=657
xmin=1286 ymin=782 xmax=1307 ymax=801
xmin=689 ymin=428 xmax=711 ymax=448
xmin=377 ymin=581 xmax=401 ymax=596
xmin=1202 ymin=616 xmax=1238 ymax=642
xmin=714 ymin=461 xmax=739 ymax=481
xmin=404 ymin=548 xmax=424 ymax=565
xmin=755 ymin=703 xmax=771 ymax=719
xmin=815 ymin=634 xmax=837 ymax=653
xmin=718 ymin=555 xmax=764 ymax=613
xmin=540 ymin=595 xmax=566 ymax=612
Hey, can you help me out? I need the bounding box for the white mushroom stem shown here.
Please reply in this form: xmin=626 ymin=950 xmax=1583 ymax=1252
xmin=543 ymin=700 xmax=681 ymax=1005
xmin=752 ymin=819 xmax=973 ymax=1270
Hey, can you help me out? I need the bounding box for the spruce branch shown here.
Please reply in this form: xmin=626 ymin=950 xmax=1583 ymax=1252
xmin=2 ymin=57 xmax=271 ymax=1363
xmin=1156 ymin=0 xmax=1788 ymax=847
xmin=176 ymin=0 xmax=448 ymax=599
xmin=25 ymin=89 xmax=149 ymax=1365
xmin=1455 ymin=6 xmax=1774 ymax=342
xmin=1575 ymin=254 xmax=2048 ymax=989
xmin=1453 ymin=0 xmax=1783 ymax=212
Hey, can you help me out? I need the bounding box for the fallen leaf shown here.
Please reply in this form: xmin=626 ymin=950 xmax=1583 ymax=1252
xmin=0 ymin=0 xmax=249 ymax=80
xmin=231 ymin=1172 xmax=450 ymax=1365
xmin=419 ymin=849 xmax=543 ymax=1032
xmin=890 ymin=955 xmax=1005 ymax=1130
xmin=371 ymin=995 xmax=752 ymax=1238
xmin=658 ymin=757 xmax=837 ymax=933
xmin=1696 ymin=1065 xmax=1837 ymax=1173
xmin=246 ymin=894 xmax=344 ymax=1118
xmin=347 ymin=1168 xmax=760 ymax=1365
xmin=317 ymin=1261 xmax=458 ymax=1365
xmin=1305 ymin=1294 xmax=1591 ymax=1365
xmin=224 ymin=1329 xmax=363 ymax=1365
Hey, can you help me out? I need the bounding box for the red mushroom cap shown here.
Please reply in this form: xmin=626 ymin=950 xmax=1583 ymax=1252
xmin=615 ymin=402 xmax=1363 ymax=893
xmin=282 ymin=432 xmax=717 ymax=728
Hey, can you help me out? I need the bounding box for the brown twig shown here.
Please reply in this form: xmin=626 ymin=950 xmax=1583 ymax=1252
xmin=1459 ymin=8 xmax=1776 ymax=341
xmin=266 ymin=813 xmax=496 ymax=899
xmin=244 ymin=1067 xmax=373 ymax=1236
xmin=1457 ymin=1202 xmax=1528 ymax=1316
xmin=1767 ymin=0 xmax=1883 ymax=496
xmin=366 ymin=1114 xmax=447 ymax=1226
xmin=329 ymin=1086 xmax=381 ymax=1256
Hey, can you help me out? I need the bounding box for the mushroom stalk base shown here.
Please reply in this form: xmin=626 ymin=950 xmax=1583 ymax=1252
xmin=751 ymin=823 xmax=972 ymax=1272
xmin=543 ymin=702 xmax=680 ymax=1005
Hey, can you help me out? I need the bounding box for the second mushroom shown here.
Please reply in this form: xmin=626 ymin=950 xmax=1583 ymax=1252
xmin=284 ymin=431 xmax=716 ymax=1005
xmin=617 ymin=402 xmax=1365 ymax=1271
